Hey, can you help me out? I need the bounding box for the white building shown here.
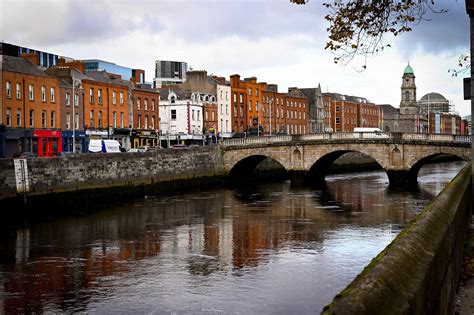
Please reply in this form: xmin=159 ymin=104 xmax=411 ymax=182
xmin=159 ymin=88 xmax=204 ymax=145
xmin=216 ymin=84 xmax=232 ymax=138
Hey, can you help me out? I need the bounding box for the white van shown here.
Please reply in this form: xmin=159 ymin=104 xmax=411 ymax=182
xmin=88 ymin=139 xmax=122 ymax=153
xmin=353 ymin=127 xmax=389 ymax=138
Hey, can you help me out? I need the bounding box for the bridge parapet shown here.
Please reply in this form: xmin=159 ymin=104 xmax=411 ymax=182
xmin=222 ymin=132 xmax=471 ymax=147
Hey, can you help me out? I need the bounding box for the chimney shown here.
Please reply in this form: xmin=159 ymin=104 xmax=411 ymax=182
xmin=230 ymin=74 xmax=241 ymax=87
xmin=65 ymin=60 xmax=85 ymax=73
xmin=21 ymin=53 xmax=39 ymax=66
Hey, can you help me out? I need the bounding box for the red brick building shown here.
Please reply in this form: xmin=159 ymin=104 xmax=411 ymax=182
xmin=323 ymin=93 xmax=380 ymax=132
xmin=2 ymin=55 xmax=61 ymax=156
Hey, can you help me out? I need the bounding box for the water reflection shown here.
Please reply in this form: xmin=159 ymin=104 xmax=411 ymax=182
xmin=0 ymin=161 xmax=465 ymax=314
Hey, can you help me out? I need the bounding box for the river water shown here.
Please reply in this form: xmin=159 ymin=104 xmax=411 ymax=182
xmin=0 ymin=161 xmax=466 ymax=314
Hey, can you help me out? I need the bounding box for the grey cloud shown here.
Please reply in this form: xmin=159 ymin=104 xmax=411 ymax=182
xmin=399 ymin=0 xmax=469 ymax=54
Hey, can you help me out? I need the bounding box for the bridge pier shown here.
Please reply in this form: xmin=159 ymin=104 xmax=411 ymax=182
xmin=386 ymin=169 xmax=417 ymax=190
xmin=288 ymin=170 xmax=308 ymax=188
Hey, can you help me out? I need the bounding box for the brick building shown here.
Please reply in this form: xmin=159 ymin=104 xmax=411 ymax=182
xmin=262 ymin=84 xmax=286 ymax=134
xmin=286 ymin=88 xmax=309 ymax=135
xmin=323 ymin=93 xmax=380 ymax=132
xmin=2 ymin=55 xmax=61 ymax=157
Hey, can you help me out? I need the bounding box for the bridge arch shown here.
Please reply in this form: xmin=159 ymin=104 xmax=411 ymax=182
xmin=227 ymin=154 xmax=288 ymax=185
xmin=305 ymin=149 xmax=386 ymax=188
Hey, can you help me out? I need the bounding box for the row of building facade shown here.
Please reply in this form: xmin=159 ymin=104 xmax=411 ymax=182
xmin=0 ymin=42 xmax=470 ymax=158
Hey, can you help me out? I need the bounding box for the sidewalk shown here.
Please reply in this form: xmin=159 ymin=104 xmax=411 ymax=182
xmin=454 ymin=219 xmax=474 ymax=314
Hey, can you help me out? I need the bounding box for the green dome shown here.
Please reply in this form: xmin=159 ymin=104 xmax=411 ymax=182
xmin=404 ymin=64 xmax=414 ymax=74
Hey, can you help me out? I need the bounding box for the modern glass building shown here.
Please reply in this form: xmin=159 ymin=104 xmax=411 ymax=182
xmin=154 ymin=60 xmax=188 ymax=88
xmin=82 ymin=59 xmax=133 ymax=81
xmin=0 ymin=42 xmax=59 ymax=68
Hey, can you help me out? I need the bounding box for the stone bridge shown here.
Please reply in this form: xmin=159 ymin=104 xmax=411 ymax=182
xmin=221 ymin=132 xmax=471 ymax=188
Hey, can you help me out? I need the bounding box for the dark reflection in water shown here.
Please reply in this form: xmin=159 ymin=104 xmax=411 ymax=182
xmin=0 ymin=161 xmax=466 ymax=314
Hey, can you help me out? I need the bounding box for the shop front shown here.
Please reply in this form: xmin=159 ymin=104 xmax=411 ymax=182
xmin=131 ymin=130 xmax=160 ymax=148
xmin=33 ymin=129 xmax=62 ymax=157
xmin=2 ymin=128 xmax=34 ymax=158
xmin=62 ymin=130 xmax=87 ymax=153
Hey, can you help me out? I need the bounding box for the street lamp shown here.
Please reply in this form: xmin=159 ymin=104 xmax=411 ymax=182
xmin=71 ymin=76 xmax=81 ymax=153
xmin=269 ymin=99 xmax=273 ymax=136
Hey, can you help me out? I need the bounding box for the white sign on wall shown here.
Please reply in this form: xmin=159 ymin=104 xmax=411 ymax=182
xmin=14 ymin=159 xmax=30 ymax=193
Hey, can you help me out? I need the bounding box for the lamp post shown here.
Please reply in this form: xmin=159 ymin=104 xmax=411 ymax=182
xmin=269 ymin=99 xmax=273 ymax=136
xmin=71 ymin=76 xmax=81 ymax=153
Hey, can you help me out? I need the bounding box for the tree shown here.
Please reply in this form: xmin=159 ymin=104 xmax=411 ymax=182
xmin=291 ymin=0 xmax=451 ymax=69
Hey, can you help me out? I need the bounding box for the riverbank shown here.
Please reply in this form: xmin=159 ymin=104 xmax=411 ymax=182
xmin=455 ymin=217 xmax=474 ymax=314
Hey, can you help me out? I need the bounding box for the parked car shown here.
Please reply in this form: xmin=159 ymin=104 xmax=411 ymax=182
xmin=172 ymin=144 xmax=187 ymax=149
xmin=19 ymin=152 xmax=38 ymax=158
xmin=146 ymin=146 xmax=164 ymax=152
xmin=128 ymin=147 xmax=147 ymax=153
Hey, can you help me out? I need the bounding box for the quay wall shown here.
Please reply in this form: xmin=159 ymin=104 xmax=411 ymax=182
xmin=0 ymin=146 xmax=226 ymax=209
xmin=322 ymin=163 xmax=472 ymax=314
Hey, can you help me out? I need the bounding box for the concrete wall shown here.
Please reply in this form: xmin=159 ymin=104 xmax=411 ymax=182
xmin=0 ymin=146 xmax=226 ymax=204
xmin=322 ymin=163 xmax=472 ymax=314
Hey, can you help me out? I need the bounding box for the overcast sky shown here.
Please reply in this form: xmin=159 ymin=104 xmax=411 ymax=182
xmin=1 ymin=0 xmax=470 ymax=116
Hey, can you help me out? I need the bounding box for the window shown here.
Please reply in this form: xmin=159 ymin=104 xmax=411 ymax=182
xmin=226 ymin=105 xmax=228 ymax=115
xmin=193 ymin=110 xmax=196 ymax=121
xmin=197 ymin=110 xmax=200 ymax=121
xmin=6 ymin=108 xmax=11 ymax=127
xmin=239 ymin=94 xmax=243 ymax=103
xmin=336 ymin=117 xmax=340 ymax=124
xmin=75 ymin=113 xmax=79 ymax=130
xmin=256 ymin=101 xmax=259 ymax=112
xmin=151 ymin=116 xmax=155 ymax=129
xmin=233 ymin=93 xmax=237 ymax=103
xmin=405 ymin=91 xmax=410 ymax=101
xmin=90 ymin=88 xmax=94 ymax=103
xmin=16 ymin=83 xmax=21 ymax=99
xmin=248 ymin=88 xmax=252 ymax=96
xmin=145 ymin=115 xmax=148 ymax=129
xmin=112 ymin=91 xmax=117 ymax=104
xmin=248 ymin=100 xmax=252 ymax=111
xmin=335 ymin=106 xmax=340 ymax=112
xmin=29 ymin=110 xmax=34 ymax=127
xmin=144 ymin=99 xmax=148 ymax=110
xmin=137 ymin=114 xmax=141 ymax=128
xmin=74 ymin=93 xmax=79 ymax=107
xmin=66 ymin=93 xmax=71 ymax=106
xmin=256 ymin=89 xmax=259 ymax=96
xmin=98 ymin=111 xmax=103 ymax=128
xmin=41 ymin=111 xmax=46 ymax=128
xmin=6 ymin=81 xmax=11 ymax=98
xmin=137 ymin=98 xmax=141 ymax=109
xmin=211 ymin=112 xmax=215 ymax=121
xmin=152 ymin=99 xmax=155 ymax=111
xmin=16 ymin=109 xmax=21 ymax=127
xmin=113 ymin=112 xmax=117 ymax=128
xmin=120 ymin=92 xmax=124 ymax=104
xmin=120 ymin=112 xmax=124 ymax=128
xmin=50 ymin=87 xmax=55 ymax=102
xmin=205 ymin=111 xmax=208 ymax=121
xmin=66 ymin=113 xmax=71 ymax=129
xmin=171 ymin=110 xmax=177 ymax=120
xmin=41 ymin=86 xmax=46 ymax=101
xmin=98 ymin=89 xmax=102 ymax=104
xmin=226 ymin=92 xmax=228 ymax=100
xmin=51 ymin=111 xmax=55 ymax=128
xmin=90 ymin=110 xmax=94 ymax=127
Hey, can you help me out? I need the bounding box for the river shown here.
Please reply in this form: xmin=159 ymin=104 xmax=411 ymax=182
xmin=0 ymin=161 xmax=466 ymax=314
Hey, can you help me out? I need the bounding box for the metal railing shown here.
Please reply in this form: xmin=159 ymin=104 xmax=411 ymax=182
xmin=221 ymin=132 xmax=471 ymax=147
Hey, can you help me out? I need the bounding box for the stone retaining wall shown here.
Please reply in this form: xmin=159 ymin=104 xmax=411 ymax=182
xmin=322 ymin=163 xmax=472 ymax=314
xmin=0 ymin=146 xmax=226 ymax=206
